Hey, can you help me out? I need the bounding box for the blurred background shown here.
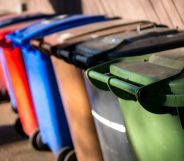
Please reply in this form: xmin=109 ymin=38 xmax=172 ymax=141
xmin=0 ymin=1 xmax=184 ymax=161
xmin=0 ymin=0 xmax=184 ymax=29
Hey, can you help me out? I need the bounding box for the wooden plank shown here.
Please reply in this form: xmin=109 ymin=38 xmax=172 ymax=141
xmin=105 ymin=0 xmax=121 ymax=16
xmin=149 ymin=0 xmax=173 ymax=27
xmin=100 ymin=0 xmax=115 ymax=16
xmin=139 ymin=0 xmax=160 ymax=23
xmin=173 ymin=0 xmax=184 ymax=26
xmin=161 ymin=0 xmax=183 ymax=28
xmin=115 ymin=0 xmax=143 ymax=19
xmin=110 ymin=0 xmax=131 ymax=19
xmin=81 ymin=0 xmax=92 ymax=14
xmin=93 ymin=0 xmax=106 ymax=14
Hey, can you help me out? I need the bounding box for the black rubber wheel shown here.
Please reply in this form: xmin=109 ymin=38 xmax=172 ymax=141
xmin=64 ymin=150 xmax=77 ymax=161
xmin=56 ymin=147 xmax=73 ymax=161
xmin=14 ymin=118 xmax=27 ymax=137
xmin=30 ymin=130 xmax=49 ymax=151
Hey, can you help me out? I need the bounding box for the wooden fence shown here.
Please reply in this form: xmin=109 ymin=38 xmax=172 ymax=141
xmin=0 ymin=0 xmax=184 ymax=29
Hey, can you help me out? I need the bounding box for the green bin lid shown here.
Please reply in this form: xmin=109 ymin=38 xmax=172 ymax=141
xmin=110 ymin=48 xmax=184 ymax=94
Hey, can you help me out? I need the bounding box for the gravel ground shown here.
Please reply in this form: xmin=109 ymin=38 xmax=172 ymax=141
xmin=0 ymin=102 xmax=55 ymax=161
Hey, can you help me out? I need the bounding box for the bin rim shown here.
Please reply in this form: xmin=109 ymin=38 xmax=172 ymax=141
xmin=6 ymin=15 xmax=107 ymax=45
xmin=109 ymin=48 xmax=184 ymax=95
xmin=31 ymin=19 xmax=159 ymax=48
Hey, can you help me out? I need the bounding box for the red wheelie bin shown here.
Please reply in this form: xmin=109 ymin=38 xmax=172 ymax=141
xmin=0 ymin=13 xmax=56 ymax=140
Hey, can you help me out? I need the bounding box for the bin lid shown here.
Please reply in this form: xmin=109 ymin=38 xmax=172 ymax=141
xmin=107 ymin=48 xmax=184 ymax=114
xmin=74 ymin=27 xmax=183 ymax=69
xmin=31 ymin=19 xmax=158 ymax=54
xmin=110 ymin=48 xmax=184 ymax=94
xmin=0 ymin=12 xmax=56 ymax=28
xmin=7 ymin=15 xmax=107 ymax=45
xmin=0 ymin=21 xmax=36 ymax=43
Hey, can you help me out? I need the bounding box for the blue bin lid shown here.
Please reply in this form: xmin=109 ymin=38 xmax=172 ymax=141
xmin=7 ymin=15 xmax=107 ymax=45
xmin=0 ymin=12 xmax=57 ymax=28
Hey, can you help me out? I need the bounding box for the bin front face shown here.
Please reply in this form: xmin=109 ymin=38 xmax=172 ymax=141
xmin=1 ymin=43 xmax=38 ymax=136
xmin=0 ymin=22 xmax=42 ymax=136
xmin=106 ymin=50 xmax=184 ymax=161
xmin=51 ymin=57 xmax=104 ymax=161
xmin=85 ymin=79 xmax=135 ymax=161
xmin=21 ymin=46 xmax=72 ymax=154
xmin=118 ymin=98 xmax=184 ymax=161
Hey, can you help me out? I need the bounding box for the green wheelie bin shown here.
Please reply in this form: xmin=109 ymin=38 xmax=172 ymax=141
xmin=87 ymin=48 xmax=184 ymax=161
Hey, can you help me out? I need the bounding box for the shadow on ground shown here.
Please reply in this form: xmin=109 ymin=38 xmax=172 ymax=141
xmin=0 ymin=124 xmax=27 ymax=145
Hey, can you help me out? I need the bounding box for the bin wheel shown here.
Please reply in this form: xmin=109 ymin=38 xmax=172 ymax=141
xmin=0 ymin=87 xmax=9 ymax=102
xmin=14 ymin=118 xmax=27 ymax=137
xmin=56 ymin=147 xmax=73 ymax=161
xmin=30 ymin=130 xmax=49 ymax=151
xmin=64 ymin=150 xmax=77 ymax=161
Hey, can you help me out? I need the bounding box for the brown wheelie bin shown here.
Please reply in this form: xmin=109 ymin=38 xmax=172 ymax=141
xmin=31 ymin=19 xmax=165 ymax=161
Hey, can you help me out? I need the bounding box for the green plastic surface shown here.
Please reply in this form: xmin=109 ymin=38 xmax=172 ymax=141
xmin=87 ymin=48 xmax=184 ymax=161
xmin=119 ymin=98 xmax=184 ymax=161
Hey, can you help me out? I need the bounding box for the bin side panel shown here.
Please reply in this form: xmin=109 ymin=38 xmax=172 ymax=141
xmin=2 ymin=45 xmax=38 ymax=136
xmin=119 ymin=98 xmax=184 ymax=161
xmin=85 ymin=81 xmax=135 ymax=161
xmin=22 ymin=47 xmax=72 ymax=154
xmin=51 ymin=56 xmax=104 ymax=161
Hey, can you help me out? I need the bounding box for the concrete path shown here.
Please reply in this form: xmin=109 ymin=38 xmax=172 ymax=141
xmin=0 ymin=103 xmax=55 ymax=161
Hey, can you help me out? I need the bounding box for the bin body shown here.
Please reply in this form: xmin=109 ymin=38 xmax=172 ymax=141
xmin=1 ymin=43 xmax=38 ymax=135
xmin=0 ymin=25 xmax=38 ymax=136
xmin=51 ymin=57 xmax=104 ymax=161
xmin=8 ymin=15 xmax=107 ymax=155
xmin=118 ymin=98 xmax=184 ymax=161
xmin=105 ymin=49 xmax=184 ymax=161
xmin=85 ymin=79 xmax=135 ymax=161
xmin=22 ymin=47 xmax=72 ymax=154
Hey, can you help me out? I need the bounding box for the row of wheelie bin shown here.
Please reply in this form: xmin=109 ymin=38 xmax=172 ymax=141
xmin=0 ymin=12 xmax=184 ymax=161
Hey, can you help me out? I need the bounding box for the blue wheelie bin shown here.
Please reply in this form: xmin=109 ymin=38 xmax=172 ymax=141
xmin=7 ymin=15 xmax=108 ymax=160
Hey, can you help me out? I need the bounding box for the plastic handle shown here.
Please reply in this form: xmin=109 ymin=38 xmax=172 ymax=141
xmin=88 ymin=71 xmax=109 ymax=84
xmin=108 ymin=77 xmax=141 ymax=96
xmin=87 ymin=70 xmax=110 ymax=90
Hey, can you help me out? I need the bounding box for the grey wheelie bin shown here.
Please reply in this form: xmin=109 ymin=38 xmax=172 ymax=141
xmin=88 ymin=48 xmax=184 ymax=161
